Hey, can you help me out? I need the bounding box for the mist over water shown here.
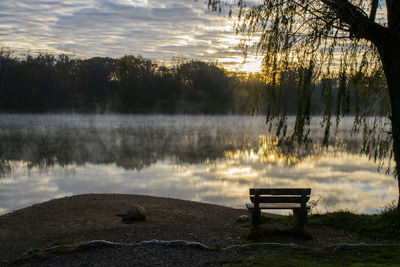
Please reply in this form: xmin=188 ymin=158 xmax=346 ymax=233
xmin=0 ymin=114 xmax=396 ymax=215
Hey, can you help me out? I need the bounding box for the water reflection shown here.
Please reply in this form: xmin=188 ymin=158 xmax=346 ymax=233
xmin=0 ymin=114 xmax=396 ymax=215
xmin=223 ymin=134 xmax=348 ymax=166
xmin=0 ymin=114 xmax=251 ymax=172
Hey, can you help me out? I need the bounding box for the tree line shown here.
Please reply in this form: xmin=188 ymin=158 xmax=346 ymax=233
xmin=0 ymin=50 xmax=385 ymax=115
xmin=0 ymin=51 xmax=257 ymax=114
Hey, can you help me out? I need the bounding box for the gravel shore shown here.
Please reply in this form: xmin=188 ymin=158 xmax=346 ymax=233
xmin=0 ymin=194 xmax=376 ymax=265
xmin=0 ymin=194 xmax=247 ymax=263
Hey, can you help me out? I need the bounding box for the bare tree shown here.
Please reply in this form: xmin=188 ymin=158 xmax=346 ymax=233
xmin=204 ymin=0 xmax=400 ymax=210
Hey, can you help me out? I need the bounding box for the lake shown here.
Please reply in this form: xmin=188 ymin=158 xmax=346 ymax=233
xmin=0 ymin=114 xmax=397 ymax=215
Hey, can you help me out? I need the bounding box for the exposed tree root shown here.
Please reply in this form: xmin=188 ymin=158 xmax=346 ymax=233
xmin=15 ymin=239 xmax=393 ymax=263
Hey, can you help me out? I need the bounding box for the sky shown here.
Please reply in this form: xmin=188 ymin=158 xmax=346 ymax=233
xmin=0 ymin=0 xmax=262 ymax=72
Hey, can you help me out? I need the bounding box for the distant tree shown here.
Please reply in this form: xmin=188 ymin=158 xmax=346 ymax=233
xmin=26 ymin=53 xmax=56 ymax=111
xmin=115 ymin=55 xmax=157 ymax=113
xmin=205 ymin=0 xmax=400 ymax=210
xmin=177 ymin=60 xmax=234 ymax=113
xmin=54 ymin=54 xmax=80 ymax=110
xmin=78 ymin=57 xmax=116 ymax=111
xmin=0 ymin=49 xmax=18 ymax=110
xmin=153 ymin=65 xmax=181 ymax=113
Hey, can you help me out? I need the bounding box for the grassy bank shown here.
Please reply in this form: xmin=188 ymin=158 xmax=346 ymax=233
xmin=225 ymin=244 xmax=400 ymax=266
xmin=230 ymin=206 xmax=400 ymax=266
xmin=308 ymin=206 xmax=400 ymax=239
xmin=257 ymin=204 xmax=400 ymax=239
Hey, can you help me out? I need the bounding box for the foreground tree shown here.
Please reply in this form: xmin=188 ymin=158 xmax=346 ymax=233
xmin=204 ymin=0 xmax=400 ymax=210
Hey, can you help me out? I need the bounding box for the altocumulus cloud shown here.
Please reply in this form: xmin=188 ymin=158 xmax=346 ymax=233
xmin=0 ymin=0 xmax=257 ymax=70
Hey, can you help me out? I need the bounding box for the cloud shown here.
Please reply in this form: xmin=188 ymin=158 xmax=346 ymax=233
xmin=0 ymin=0 xmax=251 ymax=70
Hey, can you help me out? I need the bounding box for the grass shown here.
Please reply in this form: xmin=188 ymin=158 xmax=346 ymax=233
xmin=225 ymin=244 xmax=400 ymax=266
xmin=250 ymin=204 xmax=400 ymax=239
xmin=230 ymin=206 xmax=400 ymax=266
xmin=308 ymin=205 xmax=400 ymax=239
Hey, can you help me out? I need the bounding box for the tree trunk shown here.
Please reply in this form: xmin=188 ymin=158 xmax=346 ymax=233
xmin=376 ymin=36 xmax=400 ymax=211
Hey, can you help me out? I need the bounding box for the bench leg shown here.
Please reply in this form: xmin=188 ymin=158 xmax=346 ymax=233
xmin=293 ymin=208 xmax=307 ymax=228
xmin=302 ymin=208 xmax=308 ymax=225
xmin=251 ymin=207 xmax=261 ymax=227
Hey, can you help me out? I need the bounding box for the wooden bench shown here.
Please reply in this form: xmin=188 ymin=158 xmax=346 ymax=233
xmin=246 ymin=188 xmax=311 ymax=227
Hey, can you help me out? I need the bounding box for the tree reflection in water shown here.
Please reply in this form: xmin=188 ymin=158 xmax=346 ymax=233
xmin=0 ymin=114 xmax=364 ymax=177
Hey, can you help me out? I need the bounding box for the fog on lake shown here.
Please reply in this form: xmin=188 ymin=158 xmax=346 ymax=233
xmin=0 ymin=114 xmax=396 ymax=215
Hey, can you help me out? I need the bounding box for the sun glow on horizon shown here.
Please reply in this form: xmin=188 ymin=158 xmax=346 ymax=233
xmin=220 ymin=55 xmax=263 ymax=73
xmin=239 ymin=60 xmax=262 ymax=73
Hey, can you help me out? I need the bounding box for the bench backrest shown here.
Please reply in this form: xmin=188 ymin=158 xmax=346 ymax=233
xmin=249 ymin=188 xmax=311 ymax=204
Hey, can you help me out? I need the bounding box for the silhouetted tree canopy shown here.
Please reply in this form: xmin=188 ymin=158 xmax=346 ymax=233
xmin=2 ymin=50 xmax=377 ymax=115
xmin=0 ymin=52 xmax=260 ymax=114
xmin=1 ymin=50 xmax=383 ymax=115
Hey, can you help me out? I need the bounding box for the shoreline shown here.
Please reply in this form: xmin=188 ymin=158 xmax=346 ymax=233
xmin=0 ymin=193 xmax=391 ymax=264
xmin=0 ymin=194 xmax=247 ymax=261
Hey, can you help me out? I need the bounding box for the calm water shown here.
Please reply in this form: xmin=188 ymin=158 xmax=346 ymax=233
xmin=0 ymin=114 xmax=396 ymax=215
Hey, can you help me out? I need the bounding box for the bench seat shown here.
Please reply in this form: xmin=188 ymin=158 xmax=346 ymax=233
xmin=246 ymin=203 xmax=302 ymax=209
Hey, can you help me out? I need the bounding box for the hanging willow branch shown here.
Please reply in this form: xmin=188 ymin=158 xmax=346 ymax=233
xmin=201 ymin=0 xmax=392 ymax=171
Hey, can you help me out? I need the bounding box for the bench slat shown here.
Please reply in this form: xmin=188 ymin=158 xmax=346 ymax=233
xmin=246 ymin=203 xmax=302 ymax=209
xmin=250 ymin=188 xmax=311 ymax=195
xmin=250 ymin=196 xmax=310 ymax=203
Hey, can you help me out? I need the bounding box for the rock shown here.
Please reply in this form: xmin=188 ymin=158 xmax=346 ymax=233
xmin=119 ymin=204 xmax=146 ymax=223
xmin=236 ymin=215 xmax=250 ymax=223
xmin=244 ymin=226 xmax=265 ymax=240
